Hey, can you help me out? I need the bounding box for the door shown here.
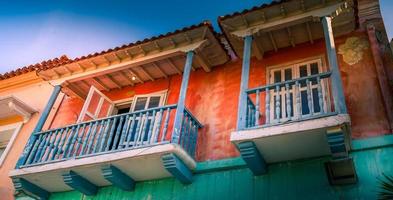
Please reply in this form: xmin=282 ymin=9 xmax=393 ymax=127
xmin=78 ymin=86 xmax=115 ymax=122
xmin=125 ymin=91 xmax=167 ymax=146
xmin=268 ymin=59 xmax=325 ymax=122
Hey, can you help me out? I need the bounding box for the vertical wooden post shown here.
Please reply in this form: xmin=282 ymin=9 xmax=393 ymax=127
xmin=322 ymin=16 xmax=347 ymax=114
xmin=237 ymin=35 xmax=253 ymax=130
xmin=172 ymin=51 xmax=194 ymax=144
xmin=16 ymin=85 xmax=61 ymax=168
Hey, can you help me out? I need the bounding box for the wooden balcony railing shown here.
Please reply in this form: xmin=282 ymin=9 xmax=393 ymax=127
xmin=18 ymin=104 xmax=202 ymax=168
xmin=245 ymin=71 xmax=334 ymax=129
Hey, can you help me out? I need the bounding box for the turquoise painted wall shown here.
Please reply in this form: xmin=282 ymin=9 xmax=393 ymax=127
xmin=47 ymin=142 xmax=393 ymax=200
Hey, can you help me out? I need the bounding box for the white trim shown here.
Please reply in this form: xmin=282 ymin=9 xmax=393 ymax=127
xmin=77 ymin=86 xmax=115 ymax=122
xmin=0 ymin=122 xmax=23 ymax=167
xmin=130 ymin=90 xmax=168 ymax=112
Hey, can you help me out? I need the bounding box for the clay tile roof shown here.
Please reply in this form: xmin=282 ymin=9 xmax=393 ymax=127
xmin=218 ymin=0 xmax=288 ymax=21
xmin=0 ymin=55 xmax=71 ymax=80
xmin=63 ymin=21 xmax=217 ymax=66
xmin=0 ymin=21 xmax=222 ymax=81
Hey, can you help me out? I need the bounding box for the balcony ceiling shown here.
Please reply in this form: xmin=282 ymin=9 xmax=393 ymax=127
xmin=218 ymin=0 xmax=357 ymax=59
xmin=37 ymin=23 xmax=229 ymax=99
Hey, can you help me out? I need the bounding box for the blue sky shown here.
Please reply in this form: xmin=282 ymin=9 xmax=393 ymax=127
xmin=0 ymin=0 xmax=392 ymax=73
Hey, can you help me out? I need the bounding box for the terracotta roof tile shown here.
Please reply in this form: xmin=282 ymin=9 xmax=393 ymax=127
xmin=218 ymin=0 xmax=287 ymax=21
xmin=0 ymin=55 xmax=71 ymax=80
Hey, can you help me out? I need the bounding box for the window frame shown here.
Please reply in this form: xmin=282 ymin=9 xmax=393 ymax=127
xmin=77 ymin=86 xmax=115 ymax=122
xmin=0 ymin=122 xmax=23 ymax=166
xmin=130 ymin=90 xmax=167 ymax=112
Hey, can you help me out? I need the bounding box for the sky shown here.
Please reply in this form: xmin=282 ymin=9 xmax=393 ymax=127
xmin=0 ymin=0 xmax=392 ymax=74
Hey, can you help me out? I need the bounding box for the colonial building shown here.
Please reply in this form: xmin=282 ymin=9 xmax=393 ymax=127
xmin=3 ymin=0 xmax=393 ymax=199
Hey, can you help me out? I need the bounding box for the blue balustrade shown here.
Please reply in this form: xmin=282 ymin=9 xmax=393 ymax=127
xmin=244 ymin=71 xmax=333 ymax=129
xmin=18 ymin=104 xmax=202 ymax=168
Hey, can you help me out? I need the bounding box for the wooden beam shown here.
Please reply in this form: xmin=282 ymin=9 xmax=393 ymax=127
xmin=161 ymin=153 xmax=193 ymax=184
xmin=81 ymin=80 xmax=92 ymax=90
xmin=91 ymin=77 xmax=110 ymax=91
xmin=119 ymin=71 xmax=135 ymax=86
xmin=127 ymin=68 xmax=144 ymax=83
xmin=52 ymin=68 xmax=61 ymax=77
xmin=252 ymin=36 xmax=264 ymax=60
xmin=326 ymin=127 xmax=348 ymax=159
xmin=106 ymin=74 xmax=122 ymax=89
xmin=90 ymin=60 xmax=98 ymax=69
xmin=167 ymin=58 xmax=182 ymax=74
xmin=113 ymin=52 xmax=122 ymax=62
xmin=154 ymin=41 xmax=162 ymax=51
xmin=66 ymin=82 xmax=86 ymax=100
xmin=280 ymin=5 xmax=286 ymax=17
xmin=184 ymin=33 xmax=192 ymax=43
xmin=12 ymin=178 xmax=50 ymax=200
xmin=152 ymin=62 xmax=168 ymax=78
xmin=138 ymin=66 xmax=154 ymax=81
xmin=194 ymin=53 xmax=211 ymax=72
xmin=64 ymin=65 xmax=73 ymax=74
xmin=103 ymin=56 xmax=111 ymax=65
xmin=238 ymin=141 xmax=267 ymax=175
xmin=286 ymin=27 xmax=296 ymax=47
xmin=102 ymin=165 xmax=135 ymax=191
xmin=124 ymin=49 xmax=133 ymax=59
xmin=168 ymin=38 xmax=177 ymax=48
xmin=139 ymin=46 xmax=146 ymax=56
xmin=241 ymin=15 xmax=249 ymax=27
xmin=268 ymin=32 xmax=278 ymax=52
xmin=62 ymin=170 xmax=98 ymax=196
xmin=306 ymin=22 xmax=314 ymax=44
xmin=76 ymin=63 xmax=86 ymax=72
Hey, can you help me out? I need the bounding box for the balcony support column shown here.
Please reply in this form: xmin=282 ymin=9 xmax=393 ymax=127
xmin=238 ymin=141 xmax=267 ymax=175
xmin=172 ymin=51 xmax=194 ymax=144
xmin=237 ymin=35 xmax=253 ymax=130
xmin=16 ymin=85 xmax=62 ymax=168
xmin=321 ymin=16 xmax=347 ymax=114
xmin=161 ymin=153 xmax=193 ymax=184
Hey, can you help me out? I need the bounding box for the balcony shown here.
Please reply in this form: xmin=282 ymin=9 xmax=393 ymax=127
xmin=10 ymin=104 xmax=202 ymax=194
xmin=231 ymin=72 xmax=351 ymax=174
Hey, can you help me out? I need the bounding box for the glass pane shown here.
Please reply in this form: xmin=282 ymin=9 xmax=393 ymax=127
xmin=312 ymin=88 xmax=321 ymax=113
xmin=147 ymin=96 xmax=161 ymax=109
xmin=299 ymin=65 xmax=308 ymax=87
xmin=98 ymin=99 xmax=112 ymax=118
xmin=134 ymin=97 xmax=148 ymax=111
xmin=87 ymin=92 xmax=100 ymax=114
xmin=301 ymin=91 xmax=310 ymax=115
xmin=310 ymin=63 xmax=319 ymax=75
xmin=299 ymin=65 xmax=308 ymax=77
xmin=274 ymin=71 xmax=281 ymax=83
xmin=310 ymin=63 xmax=319 ymax=84
xmin=284 ymin=69 xmax=292 ymax=81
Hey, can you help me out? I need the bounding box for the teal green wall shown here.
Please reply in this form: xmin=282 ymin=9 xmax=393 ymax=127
xmin=48 ymin=136 xmax=393 ymax=200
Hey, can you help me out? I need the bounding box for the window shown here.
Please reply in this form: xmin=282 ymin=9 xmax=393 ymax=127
xmin=268 ymin=58 xmax=328 ymax=122
xmin=78 ymin=86 xmax=114 ymax=122
xmin=0 ymin=123 xmax=23 ymax=166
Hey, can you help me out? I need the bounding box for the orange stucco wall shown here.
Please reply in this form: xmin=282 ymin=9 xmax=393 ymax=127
xmin=50 ymin=31 xmax=391 ymax=163
xmin=0 ymin=75 xmax=58 ymax=200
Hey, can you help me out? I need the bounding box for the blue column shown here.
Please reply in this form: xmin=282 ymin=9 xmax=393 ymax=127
xmin=237 ymin=35 xmax=253 ymax=130
xmin=322 ymin=16 xmax=347 ymax=114
xmin=16 ymin=85 xmax=61 ymax=168
xmin=172 ymin=51 xmax=194 ymax=144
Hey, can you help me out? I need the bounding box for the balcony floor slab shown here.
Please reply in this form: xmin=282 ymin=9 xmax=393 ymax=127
xmin=9 ymin=143 xmax=196 ymax=192
xmin=231 ymin=114 xmax=351 ymax=163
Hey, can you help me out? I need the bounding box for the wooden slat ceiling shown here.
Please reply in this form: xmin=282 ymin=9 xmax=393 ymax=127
xmin=37 ymin=24 xmax=229 ymax=99
xmin=219 ymin=0 xmax=357 ymax=59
